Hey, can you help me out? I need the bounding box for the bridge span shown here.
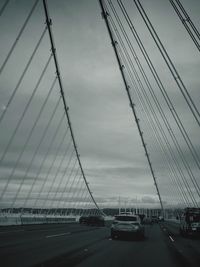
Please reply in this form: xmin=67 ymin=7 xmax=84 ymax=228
xmin=0 ymin=0 xmax=200 ymax=266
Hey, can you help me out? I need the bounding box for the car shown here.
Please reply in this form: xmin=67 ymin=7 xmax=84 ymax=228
xmin=151 ymin=216 xmax=159 ymax=223
xmin=179 ymin=207 xmax=200 ymax=237
xmin=79 ymin=216 xmax=88 ymax=224
xmin=111 ymin=214 xmax=145 ymax=239
xmin=79 ymin=215 xmax=105 ymax=226
xmin=83 ymin=215 xmax=105 ymax=226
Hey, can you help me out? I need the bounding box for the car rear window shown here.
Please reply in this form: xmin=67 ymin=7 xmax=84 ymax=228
xmin=114 ymin=216 xmax=137 ymax=221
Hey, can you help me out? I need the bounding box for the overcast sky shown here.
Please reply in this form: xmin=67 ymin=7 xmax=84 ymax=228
xmin=0 ymin=0 xmax=200 ymax=209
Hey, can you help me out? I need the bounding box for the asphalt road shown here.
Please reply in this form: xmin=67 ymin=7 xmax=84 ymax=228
xmin=0 ymin=221 xmax=199 ymax=267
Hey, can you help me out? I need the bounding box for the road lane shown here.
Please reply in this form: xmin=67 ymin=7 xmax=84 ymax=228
xmin=0 ymin=222 xmax=199 ymax=267
xmin=160 ymin=221 xmax=200 ymax=267
xmin=0 ymin=223 xmax=108 ymax=267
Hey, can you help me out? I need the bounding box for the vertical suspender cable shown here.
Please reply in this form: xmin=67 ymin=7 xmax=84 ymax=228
xmin=0 ymin=0 xmax=10 ymax=16
xmin=116 ymin=0 xmax=200 ymax=200
xmin=0 ymin=0 xmax=40 ymax=75
xmin=169 ymin=0 xmax=200 ymax=52
xmin=133 ymin=0 xmax=200 ymax=127
xmin=0 ymin=27 xmax=47 ymax=124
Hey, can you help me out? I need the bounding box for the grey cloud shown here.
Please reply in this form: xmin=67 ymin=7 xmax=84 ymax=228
xmin=0 ymin=0 xmax=199 ymax=209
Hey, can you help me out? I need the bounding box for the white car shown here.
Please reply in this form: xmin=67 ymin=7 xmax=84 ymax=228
xmin=111 ymin=214 xmax=145 ymax=239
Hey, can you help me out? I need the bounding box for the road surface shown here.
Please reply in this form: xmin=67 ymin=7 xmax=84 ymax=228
xmin=0 ymin=221 xmax=199 ymax=267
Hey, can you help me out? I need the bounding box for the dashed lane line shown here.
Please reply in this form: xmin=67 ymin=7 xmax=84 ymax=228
xmin=169 ymin=235 xmax=175 ymax=242
xmin=46 ymin=232 xmax=71 ymax=238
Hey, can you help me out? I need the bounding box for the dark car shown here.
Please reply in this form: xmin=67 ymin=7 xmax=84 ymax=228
xmin=151 ymin=216 xmax=159 ymax=223
xmin=79 ymin=216 xmax=88 ymax=224
xmin=86 ymin=215 xmax=105 ymax=226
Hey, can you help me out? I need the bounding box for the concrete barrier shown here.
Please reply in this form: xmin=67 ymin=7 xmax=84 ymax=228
xmin=0 ymin=214 xmax=76 ymax=226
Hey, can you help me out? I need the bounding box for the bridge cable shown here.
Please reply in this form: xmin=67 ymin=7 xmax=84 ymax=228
xmin=112 ymin=0 xmax=200 ymax=181
xmin=0 ymin=26 xmax=47 ymax=124
xmin=0 ymin=0 xmax=40 ymax=76
xmin=67 ymin=172 xmax=84 ymax=215
xmin=31 ymin=118 xmax=69 ymax=212
xmin=117 ymin=41 xmax=190 ymax=206
xmin=0 ymin=55 xmax=53 ymax=201
xmin=24 ymin=110 xmax=65 ymax=211
xmin=0 ymin=0 xmax=10 ymax=17
xmin=60 ymin=165 xmax=80 ymax=215
xmin=122 ymin=51 xmax=191 ymax=206
xmin=0 ymin=54 xmax=52 ymax=166
xmin=169 ymin=0 xmax=200 ymax=52
xmin=107 ymin=0 xmax=196 ymax=206
xmin=71 ymin=179 xmax=86 ymax=216
xmin=107 ymin=0 xmax=199 ymax=206
xmin=36 ymin=126 xmax=70 ymax=213
xmin=133 ymin=0 xmax=200 ymax=127
xmin=45 ymin=142 xmax=73 ymax=213
xmin=9 ymin=77 xmax=57 ymax=210
xmin=18 ymin=96 xmax=62 ymax=212
xmin=116 ymin=0 xmax=200 ymax=200
xmin=42 ymin=0 xmax=101 ymax=213
xmin=175 ymin=0 xmax=200 ymax=40
xmin=46 ymin=144 xmax=74 ymax=214
xmin=65 ymin=169 xmax=84 ymax=215
xmin=46 ymin=157 xmax=78 ymax=215
xmin=107 ymin=2 xmax=188 ymax=206
xmin=53 ymin=151 xmax=77 ymax=215
xmin=39 ymin=135 xmax=74 ymax=213
xmin=99 ymin=0 xmax=165 ymax=214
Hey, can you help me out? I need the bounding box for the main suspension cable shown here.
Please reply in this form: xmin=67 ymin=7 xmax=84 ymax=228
xmin=42 ymin=0 xmax=101 ymax=213
xmin=99 ymin=0 xmax=164 ymax=214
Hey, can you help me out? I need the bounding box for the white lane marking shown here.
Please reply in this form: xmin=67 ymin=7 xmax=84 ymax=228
xmin=46 ymin=232 xmax=71 ymax=238
xmin=169 ymin=235 xmax=174 ymax=242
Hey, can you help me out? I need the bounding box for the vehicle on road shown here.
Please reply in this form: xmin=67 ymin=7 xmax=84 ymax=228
xmin=179 ymin=207 xmax=200 ymax=237
xmin=86 ymin=215 xmax=105 ymax=226
xmin=111 ymin=214 xmax=145 ymax=239
xmin=151 ymin=215 xmax=159 ymax=223
xmin=79 ymin=216 xmax=88 ymax=224
xmin=79 ymin=215 xmax=105 ymax=226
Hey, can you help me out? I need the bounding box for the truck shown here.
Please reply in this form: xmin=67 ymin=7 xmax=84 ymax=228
xmin=179 ymin=207 xmax=200 ymax=237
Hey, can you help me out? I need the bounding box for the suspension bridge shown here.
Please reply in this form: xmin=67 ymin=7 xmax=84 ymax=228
xmin=0 ymin=0 xmax=200 ymax=266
